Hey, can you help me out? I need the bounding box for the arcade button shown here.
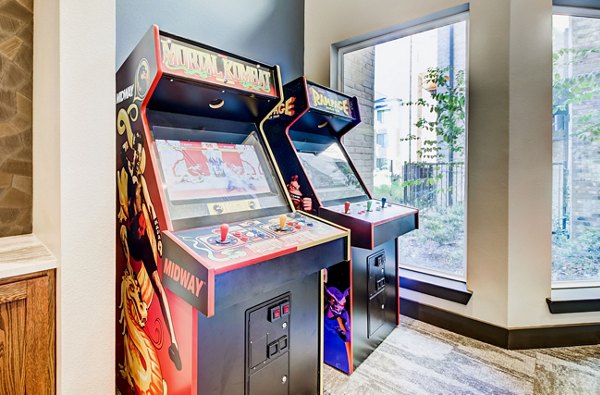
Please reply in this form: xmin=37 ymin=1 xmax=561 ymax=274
xmin=278 ymin=335 xmax=288 ymax=352
xmin=280 ymin=302 xmax=290 ymax=316
xmin=279 ymin=214 xmax=287 ymax=230
xmin=293 ymin=212 xmax=301 ymax=218
xmin=240 ymin=236 xmax=249 ymax=242
xmin=269 ymin=305 xmax=282 ymax=321
xmin=234 ymin=231 xmax=241 ymax=237
xmin=299 ymin=219 xmax=306 ymax=223
xmin=344 ymin=201 xmax=351 ymax=214
xmin=295 ymin=224 xmax=302 ymax=230
xmin=307 ymin=222 xmax=313 ymax=227
xmin=216 ymin=224 xmax=232 ymax=244
xmin=267 ymin=341 xmax=279 ymax=358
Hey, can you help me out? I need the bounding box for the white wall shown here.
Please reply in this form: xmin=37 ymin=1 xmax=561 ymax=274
xmin=33 ymin=0 xmax=115 ymax=393
xmin=305 ymin=0 xmax=600 ymax=328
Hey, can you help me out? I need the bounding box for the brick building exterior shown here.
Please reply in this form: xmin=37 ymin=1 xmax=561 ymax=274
xmin=569 ymin=17 xmax=600 ymax=236
xmin=342 ymin=46 xmax=376 ymax=191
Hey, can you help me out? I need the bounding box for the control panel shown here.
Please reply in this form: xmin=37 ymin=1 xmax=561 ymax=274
xmin=325 ymin=199 xmax=416 ymax=226
xmin=246 ymin=294 xmax=291 ymax=395
xmin=340 ymin=199 xmax=388 ymax=215
xmin=168 ymin=212 xmax=346 ymax=271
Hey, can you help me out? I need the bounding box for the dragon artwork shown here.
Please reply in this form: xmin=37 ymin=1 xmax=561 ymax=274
xmin=117 ymin=88 xmax=181 ymax=393
xmin=119 ymin=270 xmax=167 ymax=394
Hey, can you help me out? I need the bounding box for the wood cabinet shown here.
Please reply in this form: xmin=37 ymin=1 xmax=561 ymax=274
xmin=0 ymin=270 xmax=55 ymax=394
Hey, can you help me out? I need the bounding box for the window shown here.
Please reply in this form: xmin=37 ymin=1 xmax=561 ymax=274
xmin=376 ymin=109 xmax=389 ymax=123
xmin=552 ymin=10 xmax=600 ymax=286
xmin=337 ymin=13 xmax=468 ymax=280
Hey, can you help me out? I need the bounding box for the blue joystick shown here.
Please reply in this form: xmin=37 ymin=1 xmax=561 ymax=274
xmin=381 ymin=197 xmax=387 ymax=208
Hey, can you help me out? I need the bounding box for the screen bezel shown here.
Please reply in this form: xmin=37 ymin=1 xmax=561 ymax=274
xmin=289 ymin=130 xmax=370 ymax=206
xmin=148 ymin=111 xmax=291 ymax=229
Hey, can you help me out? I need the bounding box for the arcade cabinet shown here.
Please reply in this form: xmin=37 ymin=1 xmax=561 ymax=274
xmin=264 ymin=78 xmax=419 ymax=373
xmin=116 ymin=27 xmax=350 ymax=395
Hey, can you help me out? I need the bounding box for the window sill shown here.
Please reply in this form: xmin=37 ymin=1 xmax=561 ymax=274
xmin=399 ymin=268 xmax=472 ymax=305
xmin=546 ymin=287 xmax=600 ymax=314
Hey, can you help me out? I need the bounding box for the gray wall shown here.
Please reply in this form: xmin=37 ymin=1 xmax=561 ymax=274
xmin=116 ymin=0 xmax=305 ymax=83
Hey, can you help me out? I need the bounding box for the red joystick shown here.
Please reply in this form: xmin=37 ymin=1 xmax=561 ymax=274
xmin=344 ymin=201 xmax=350 ymax=214
xmin=220 ymin=224 xmax=229 ymax=243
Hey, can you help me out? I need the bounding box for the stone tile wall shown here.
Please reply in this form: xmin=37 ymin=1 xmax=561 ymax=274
xmin=0 ymin=0 xmax=33 ymax=236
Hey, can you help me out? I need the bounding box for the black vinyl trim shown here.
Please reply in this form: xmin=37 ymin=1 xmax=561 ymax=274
xmin=400 ymin=268 xmax=472 ymax=305
xmin=546 ymin=297 xmax=600 ymax=314
xmin=400 ymin=298 xmax=507 ymax=347
xmin=401 ymin=298 xmax=600 ymax=349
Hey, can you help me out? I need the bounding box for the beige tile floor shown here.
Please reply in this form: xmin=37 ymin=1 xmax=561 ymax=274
xmin=323 ymin=317 xmax=600 ymax=395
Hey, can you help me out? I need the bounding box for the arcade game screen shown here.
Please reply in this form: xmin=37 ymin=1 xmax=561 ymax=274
xmin=295 ymin=139 xmax=368 ymax=204
xmin=156 ymin=140 xmax=271 ymax=201
xmin=153 ymin=126 xmax=289 ymax=227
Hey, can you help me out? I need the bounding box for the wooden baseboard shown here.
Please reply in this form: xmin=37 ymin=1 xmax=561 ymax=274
xmin=400 ymin=298 xmax=600 ymax=349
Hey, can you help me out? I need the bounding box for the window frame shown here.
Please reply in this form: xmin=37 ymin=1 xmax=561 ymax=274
xmin=331 ymin=7 xmax=471 ymax=289
xmin=545 ymin=5 xmax=600 ymax=316
xmin=551 ymin=6 xmax=600 ymax=290
xmin=331 ymin=7 xmax=469 ymax=90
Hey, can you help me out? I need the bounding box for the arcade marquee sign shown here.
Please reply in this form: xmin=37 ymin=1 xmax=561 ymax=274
xmin=307 ymin=84 xmax=354 ymax=119
xmin=160 ymin=36 xmax=278 ymax=97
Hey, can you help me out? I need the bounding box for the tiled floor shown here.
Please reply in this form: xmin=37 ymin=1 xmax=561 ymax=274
xmin=323 ymin=317 xmax=600 ymax=395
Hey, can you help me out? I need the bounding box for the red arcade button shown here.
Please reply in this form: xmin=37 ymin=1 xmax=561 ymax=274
xmin=270 ymin=306 xmax=282 ymax=321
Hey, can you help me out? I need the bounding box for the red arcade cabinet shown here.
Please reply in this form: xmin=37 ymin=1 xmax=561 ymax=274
xmin=264 ymin=78 xmax=419 ymax=373
xmin=116 ymin=27 xmax=350 ymax=394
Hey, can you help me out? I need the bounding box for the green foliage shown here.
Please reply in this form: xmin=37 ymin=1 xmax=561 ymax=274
xmin=551 ymin=45 xmax=600 ymax=279
xmin=374 ymin=182 xmax=404 ymax=203
xmin=553 ymin=47 xmax=600 ymax=141
xmin=402 ymin=66 xmax=466 ymax=161
xmin=416 ymin=204 xmax=465 ymax=245
xmin=553 ymin=228 xmax=600 ymax=281
xmin=400 ymin=204 xmax=465 ymax=277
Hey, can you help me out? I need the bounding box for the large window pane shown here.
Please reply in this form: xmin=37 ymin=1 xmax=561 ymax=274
xmin=342 ymin=19 xmax=468 ymax=279
xmin=552 ymin=13 xmax=600 ymax=284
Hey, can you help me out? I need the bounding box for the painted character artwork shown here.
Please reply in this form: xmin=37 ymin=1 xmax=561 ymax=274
xmin=287 ymin=175 xmax=312 ymax=212
xmin=117 ymin=105 xmax=182 ymax=394
xmin=323 ymin=285 xmax=351 ymax=373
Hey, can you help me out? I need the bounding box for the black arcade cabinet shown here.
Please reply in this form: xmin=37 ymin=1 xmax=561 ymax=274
xmin=115 ymin=28 xmax=350 ymax=395
xmin=264 ymin=77 xmax=418 ymax=373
